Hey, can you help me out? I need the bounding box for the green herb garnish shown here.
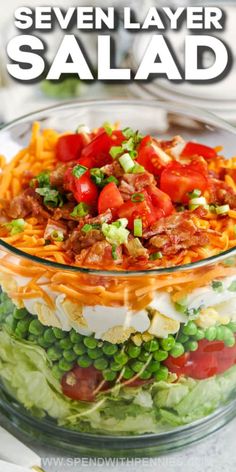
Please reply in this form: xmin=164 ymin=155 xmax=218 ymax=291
xmin=112 ymin=245 xmax=118 ymax=260
xmin=3 ymin=218 xmax=25 ymax=235
xmin=36 ymin=188 xmax=63 ymax=208
xmin=131 ymin=193 xmax=144 ymax=203
xmin=133 ymin=218 xmax=142 ymax=237
xmin=70 ymin=202 xmax=89 ymax=218
xmin=82 ymin=223 xmax=100 ymax=233
xmin=72 ymin=164 xmax=88 ymax=179
xmin=212 ymin=280 xmax=224 ymax=292
xmin=50 ymin=230 xmax=64 ymax=242
xmin=149 ymin=251 xmax=163 ymax=261
xmin=228 ymin=280 xmax=236 ymax=292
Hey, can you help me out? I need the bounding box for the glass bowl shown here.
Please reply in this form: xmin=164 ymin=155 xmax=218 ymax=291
xmin=1 ymin=99 xmax=236 ymax=456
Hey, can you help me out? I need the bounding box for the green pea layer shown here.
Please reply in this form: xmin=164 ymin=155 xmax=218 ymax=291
xmin=0 ymin=291 xmax=235 ymax=383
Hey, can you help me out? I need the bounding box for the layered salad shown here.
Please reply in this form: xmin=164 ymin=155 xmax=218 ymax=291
xmin=0 ymin=122 xmax=236 ymax=434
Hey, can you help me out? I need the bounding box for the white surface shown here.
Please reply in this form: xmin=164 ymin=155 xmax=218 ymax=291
xmin=0 ymin=413 xmax=235 ymax=472
xmin=0 ymin=426 xmax=41 ymax=468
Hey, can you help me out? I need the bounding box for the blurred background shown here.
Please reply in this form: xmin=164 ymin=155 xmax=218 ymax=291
xmin=0 ymin=0 xmax=236 ymax=124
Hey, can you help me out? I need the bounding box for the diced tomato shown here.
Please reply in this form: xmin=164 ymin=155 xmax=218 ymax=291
xmin=98 ymin=182 xmax=124 ymax=215
xmin=73 ymin=173 xmax=98 ymax=206
xmin=61 ymin=366 xmax=107 ymax=402
xmin=78 ymin=131 xmax=125 ymax=169
xmin=165 ymin=339 xmax=236 ymax=380
xmin=182 ymin=142 xmax=217 ymax=160
xmin=56 ymin=134 xmax=88 ymax=162
xmin=146 ymin=185 xmax=174 ymax=217
xmin=137 ymin=136 xmax=172 ymax=176
xmin=160 ymin=162 xmax=208 ymax=203
xmin=64 ymin=168 xmax=98 ymax=206
xmin=117 ymin=192 xmax=156 ymax=230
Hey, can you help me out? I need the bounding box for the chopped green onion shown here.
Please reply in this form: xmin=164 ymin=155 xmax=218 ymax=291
xmin=70 ymin=202 xmax=89 ymax=218
xmin=35 ymin=188 xmax=63 ymax=208
xmin=90 ymin=168 xmax=105 ymax=185
xmin=72 ymin=164 xmax=87 ymax=179
xmin=119 ymin=153 xmax=135 ymax=173
xmin=82 ymin=224 xmax=92 ymax=233
xmin=189 ymin=197 xmax=206 ymax=206
xmin=50 ymin=230 xmax=64 ymax=242
xmin=212 ymin=280 xmax=223 ymax=292
xmin=82 ymin=223 xmax=100 ymax=233
xmin=103 ymin=122 xmax=114 ymax=136
xmin=36 ymin=170 xmax=50 ymax=188
xmin=109 ymin=146 xmax=123 ymax=159
xmin=130 ymin=150 xmax=138 ymax=159
xmin=112 ymin=245 xmax=118 ymax=260
xmin=215 ymin=204 xmax=230 ymax=215
xmin=186 ymin=306 xmax=201 ymax=320
xmin=228 ymin=280 xmax=236 ymax=292
xmin=131 ymin=192 xmax=145 ymax=203
xmin=105 ymin=175 xmax=119 ymax=185
xmin=189 ymin=196 xmax=207 ymax=211
xmin=3 ymin=218 xmax=25 ymax=235
xmin=76 ymin=124 xmax=89 ymax=134
xmin=130 ymin=164 xmax=145 ymax=174
xmin=122 ymin=137 xmax=135 ymax=152
xmin=188 ymin=189 xmax=201 ymax=199
xmin=133 ymin=218 xmax=142 ymax=237
xmin=90 ymin=168 xmax=119 ymax=187
xmin=122 ymin=128 xmax=143 ymax=143
xmin=224 ymin=257 xmax=236 ymax=267
xmin=149 ymin=251 xmax=163 ymax=261
xmin=122 ymin=127 xmax=134 ymax=139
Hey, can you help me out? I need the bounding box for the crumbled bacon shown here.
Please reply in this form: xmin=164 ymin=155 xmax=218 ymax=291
xmin=143 ymin=212 xmax=209 ymax=255
xmin=149 ymin=232 xmax=209 ymax=255
xmin=50 ymin=164 xmax=67 ymax=189
xmin=118 ymin=172 xmax=155 ymax=201
xmin=101 ymin=161 xmax=124 ymax=178
xmin=53 ymin=202 xmax=77 ymax=221
xmin=85 ymin=209 xmax=113 ymax=225
xmin=210 ymin=179 xmax=236 ymax=209
xmin=75 ymin=240 xmax=123 ymax=267
xmin=62 ymin=209 xmax=113 ymax=257
xmin=63 ymin=229 xmax=104 ymax=256
xmin=2 ymin=189 xmax=50 ymax=220
xmin=44 ymin=219 xmax=67 ymax=240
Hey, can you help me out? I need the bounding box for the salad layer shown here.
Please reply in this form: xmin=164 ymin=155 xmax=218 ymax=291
xmin=1 ymin=291 xmax=236 ymax=434
xmin=0 ymin=122 xmax=236 ymax=270
xmin=1 ymin=122 xmax=236 ymax=434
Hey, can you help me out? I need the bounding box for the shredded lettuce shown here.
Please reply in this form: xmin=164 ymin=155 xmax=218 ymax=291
xmin=1 ymin=330 xmax=236 ymax=434
xmin=102 ymin=219 xmax=129 ymax=246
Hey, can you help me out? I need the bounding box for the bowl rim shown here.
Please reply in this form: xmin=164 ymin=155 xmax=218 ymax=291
xmin=1 ymin=97 xmax=236 ymax=277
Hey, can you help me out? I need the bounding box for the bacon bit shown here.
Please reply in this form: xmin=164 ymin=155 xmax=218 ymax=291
xmin=76 ymin=241 xmax=123 ymax=267
xmin=50 ymin=163 xmax=67 ymax=188
xmin=44 ymin=219 xmax=67 ymax=240
xmin=2 ymin=188 xmax=50 ymax=221
xmin=101 ymin=160 xmax=124 ymax=178
xmin=143 ymin=212 xmax=210 ymax=255
xmin=118 ymin=172 xmax=155 ymax=201
xmin=210 ymin=178 xmax=236 ymax=208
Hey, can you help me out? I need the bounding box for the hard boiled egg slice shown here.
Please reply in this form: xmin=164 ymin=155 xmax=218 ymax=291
xmin=83 ymin=305 xmax=150 ymax=342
